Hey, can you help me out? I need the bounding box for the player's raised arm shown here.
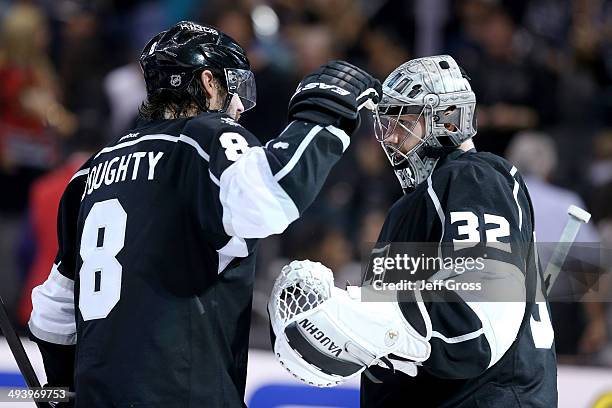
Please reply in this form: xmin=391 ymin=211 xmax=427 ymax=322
xmin=25 ymin=21 xmax=382 ymax=407
xmin=190 ymin=61 xmax=381 ymax=240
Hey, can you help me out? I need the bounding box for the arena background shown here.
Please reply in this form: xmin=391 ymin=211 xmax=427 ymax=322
xmin=0 ymin=0 xmax=610 ymax=406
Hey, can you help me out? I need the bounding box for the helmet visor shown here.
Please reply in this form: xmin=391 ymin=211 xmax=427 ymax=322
xmin=225 ymin=68 xmax=256 ymax=112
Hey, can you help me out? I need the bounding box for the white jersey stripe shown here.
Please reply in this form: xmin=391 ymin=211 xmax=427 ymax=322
xmin=274 ymin=124 xmax=323 ymax=181
xmin=94 ymin=133 xmax=211 ymax=162
xmin=209 ymin=170 xmax=220 ymax=186
xmin=325 ymin=125 xmax=350 ymax=152
xmin=29 ymin=264 xmax=77 ymax=345
xmin=431 ymin=328 xmax=484 ymax=344
xmin=427 ymin=175 xmax=445 ymax=258
xmin=510 ymin=166 xmax=523 ymax=231
xmin=221 ymin=147 xmax=299 ymax=238
xmin=69 ymin=168 xmax=90 ymax=182
xmin=178 ymin=134 xmax=210 ymax=161
xmin=217 ymin=236 xmax=249 ymax=274
xmin=95 ymin=134 xmax=180 ymax=158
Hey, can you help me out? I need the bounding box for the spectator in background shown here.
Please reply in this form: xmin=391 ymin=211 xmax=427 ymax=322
xmin=589 ymin=129 xmax=612 ymax=223
xmin=351 ymin=134 xmax=401 ymax=213
xmin=588 ymin=131 xmax=612 ymax=366
xmin=0 ymin=2 xmax=75 ymax=317
xmin=288 ymin=23 xmax=339 ymax=78
xmin=104 ymin=62 xmax=147 ymax=136
xmin=57 ymin=4 xmax=111 ymax=142
xmin=211 ymin=6 xmax=294 ymax=141
xmin=289 ymin=222 xmax=360 ymax=285
xmin=550 ymin=0 xmax=611 ymax=191
xmin=453 ymin=2 xmax=557 ymax=155
xmin=506 ymin=131 xmax=608 ymax=363
xmin=16 ymin=125 xmax=104 ymax=327
xmin=103 ymin=27 xmax=149 ymax=136
xmin=103 ymin=0 xmax=165 ymax=136
xmin=357 ymin=27 xmax=410 ymax=80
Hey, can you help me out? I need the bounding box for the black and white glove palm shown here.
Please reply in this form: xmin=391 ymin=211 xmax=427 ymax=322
xmin=288 ymin=60 xmax=382 ymax=133
xmin=268 ymin=260 xmax=431 ymax=387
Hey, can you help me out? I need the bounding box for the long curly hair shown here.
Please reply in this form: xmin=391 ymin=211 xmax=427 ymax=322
xmin=138 ymin=69 xmax=227 ymax=120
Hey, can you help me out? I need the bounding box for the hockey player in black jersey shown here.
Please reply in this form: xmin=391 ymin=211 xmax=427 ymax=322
xmin=268 ymin=55 xmax=557 ymax=407
xmin=27 ymin=21 xmax=381 ymax=407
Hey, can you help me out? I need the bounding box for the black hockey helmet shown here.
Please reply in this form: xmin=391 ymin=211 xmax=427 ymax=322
xmin=139 ymin=21 xmax=256 ymax=112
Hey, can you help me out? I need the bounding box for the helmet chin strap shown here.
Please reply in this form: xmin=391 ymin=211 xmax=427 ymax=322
xmin=190 ymin=72 xmax=233 ymax=114
xmin=207 ymin=92 xmax=232 ymax=114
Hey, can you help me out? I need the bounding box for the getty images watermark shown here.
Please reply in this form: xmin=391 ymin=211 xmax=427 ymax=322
xmin=359 ymin=242 xmax=611 ymax=302
xmin=370 ymin=253 xmax=485 ymax=292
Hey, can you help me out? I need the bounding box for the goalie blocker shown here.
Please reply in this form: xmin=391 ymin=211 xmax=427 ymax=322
xmin=268 ymin=260 xmax=431 ymax=387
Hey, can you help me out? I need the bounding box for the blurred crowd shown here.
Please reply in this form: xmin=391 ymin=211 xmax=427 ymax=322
xmin=0 ymin=0 xmax=610 ymax=365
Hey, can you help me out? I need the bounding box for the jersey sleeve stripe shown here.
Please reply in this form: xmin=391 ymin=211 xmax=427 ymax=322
xmin=28 ymin=323 xmax=77 ymax=346
xmin=209 ymin=170 xmax=220 ymax=186
xmin=216 ymin=236 xmax=249 ymax=273
xmin=274 ymin=124 xmax=323 ymax=181
xmin=431 ymin=328 xmax=484 ymax=343
xmin=28 ymin=264 xmax=77 ymax=345
xmin=69 ymin=168 xmax=90 ymax=182
xmin=220 ymin=146 xmax=299 ymax=238
xmin=94 ymin=133 xmax=212 ymax=162
xmin=466 ymin=301 xmax=525 ymax=368
xmin=414 ymin=289 xmax=433 ymax=339
xmin=324 ymin=125 xmax=350 ymax=152
xmin=427 ymin=175 xmax=445 ymax=257
xmin=178 ymin=134 xmax=210 ymax=161
xmin=95 ymin=134 xmax=180 ymax=158
xmin=49 ymin=262 xmax=74 ymax=290
xmin=510 ymin=166 xmax=523 ymax=231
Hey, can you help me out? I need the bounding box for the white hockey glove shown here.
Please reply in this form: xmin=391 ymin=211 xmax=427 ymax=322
xmin=268 ymin=260 xmax=431 ymax=387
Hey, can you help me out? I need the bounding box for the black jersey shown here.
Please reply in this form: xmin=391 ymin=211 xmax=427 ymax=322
xmin=361 ymin=150 xmax=557 ymax=407
xmin=29 ymin=112 xmax=351 ymax=407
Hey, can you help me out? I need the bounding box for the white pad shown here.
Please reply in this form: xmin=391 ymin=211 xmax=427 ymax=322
xmin=268 ymin=260 xmax=431 ymax=387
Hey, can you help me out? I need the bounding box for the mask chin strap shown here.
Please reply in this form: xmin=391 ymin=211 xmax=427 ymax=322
xmin=392 ymin=160 xmax=416 ymax=193
xmin=391 ymin=159 xmax=411 ymax=171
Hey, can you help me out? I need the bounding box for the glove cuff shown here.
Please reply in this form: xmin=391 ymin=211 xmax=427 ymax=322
xmin=290 ymin=108 xmax=361 ymax=134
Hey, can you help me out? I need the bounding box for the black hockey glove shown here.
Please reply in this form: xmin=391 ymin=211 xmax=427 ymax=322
xmin=288 ymin=60 xmax=382 ymax=134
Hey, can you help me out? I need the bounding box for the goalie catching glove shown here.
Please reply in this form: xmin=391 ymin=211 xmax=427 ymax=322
xmin=288 ymin=60 xmax=382 ymax=133
xmin=268 ymin=260 xmax=432 ymax=387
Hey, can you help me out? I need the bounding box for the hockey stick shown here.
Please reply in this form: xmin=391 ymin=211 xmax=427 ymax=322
xmin=544 ymin=205 xmax=591 ymax=295
xmin=0 ymin=295 xmax=50 ymax=408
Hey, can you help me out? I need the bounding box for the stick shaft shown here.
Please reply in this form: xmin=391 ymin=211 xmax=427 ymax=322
xmin=544 ymin=218 xmax=584 ymax=295
xmin=0 ymin=296 xmax=48 ymax=408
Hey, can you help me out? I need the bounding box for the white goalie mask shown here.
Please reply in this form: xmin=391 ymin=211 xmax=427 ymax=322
xmin=374 ymin=55 xmax=477 ymax=192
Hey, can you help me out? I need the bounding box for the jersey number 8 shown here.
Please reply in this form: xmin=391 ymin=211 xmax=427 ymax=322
xmin=220 ymin=132 xmax=249 ymax=161
xmin=79 ymin=199 xmax=126 ymax=321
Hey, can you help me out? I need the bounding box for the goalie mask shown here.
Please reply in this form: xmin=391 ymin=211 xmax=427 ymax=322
xmin=374 ymin=55 xmax=477 ymax=192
